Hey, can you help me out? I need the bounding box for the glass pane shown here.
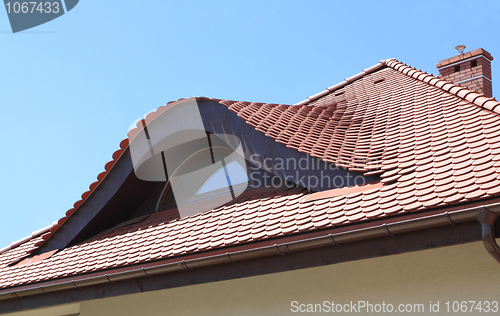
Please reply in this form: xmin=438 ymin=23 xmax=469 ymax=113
xmin=196 ymin=161 xmax=249 ymax=195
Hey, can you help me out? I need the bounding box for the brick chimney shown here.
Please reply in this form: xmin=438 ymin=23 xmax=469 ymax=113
xmin=437 ymin=48 xmax=493 ymax=97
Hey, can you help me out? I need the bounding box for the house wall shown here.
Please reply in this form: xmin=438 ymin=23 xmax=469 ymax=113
xmin=0 ymin=303 xmax=79 ymax=316
xmin=4 ymin=241 xmax=499 ymax=316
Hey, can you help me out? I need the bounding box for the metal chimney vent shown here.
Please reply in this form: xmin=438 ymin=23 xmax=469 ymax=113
xmin=455 ymin=45 xmax=466 ymax=55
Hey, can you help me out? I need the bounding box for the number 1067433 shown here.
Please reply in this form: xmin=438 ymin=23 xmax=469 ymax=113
xmin=5 ymin=2 xmax=60 ymax=14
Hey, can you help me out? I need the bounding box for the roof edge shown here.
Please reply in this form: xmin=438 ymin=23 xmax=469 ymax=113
xmin=30 ymin=139 xmax=130 ymax=251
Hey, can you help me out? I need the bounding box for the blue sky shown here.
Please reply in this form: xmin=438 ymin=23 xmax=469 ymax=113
xmin=0 ymin=0 xmax=499 ymax=248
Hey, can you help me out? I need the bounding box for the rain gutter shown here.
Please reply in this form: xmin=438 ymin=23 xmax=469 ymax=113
xmin=1 ymin=202 xmax=499 ymax=300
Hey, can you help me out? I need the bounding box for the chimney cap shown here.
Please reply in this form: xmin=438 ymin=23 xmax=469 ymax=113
xmin=455 ymin=45 xmax=466 ymax=54
xmin=437 ymin=48 xmax=493 ymax=68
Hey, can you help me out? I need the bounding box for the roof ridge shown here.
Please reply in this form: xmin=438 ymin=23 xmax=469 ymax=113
xmin=294 ymin=59 xmax=394 ymax=106
xmin=383 ymin=59 xmax=500 ymax=114
xmin=296 ymin=58 xmax=500 ymax=114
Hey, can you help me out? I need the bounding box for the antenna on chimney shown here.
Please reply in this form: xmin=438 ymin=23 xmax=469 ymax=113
xmin=455 ymin=45 xmax=466 ymax=55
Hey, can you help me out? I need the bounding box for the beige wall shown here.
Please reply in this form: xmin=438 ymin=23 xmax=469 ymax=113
xmin=5 ymin=241 xmax=500 ymax=315
xmin=1 ymin=303 xmax=79 ymax=316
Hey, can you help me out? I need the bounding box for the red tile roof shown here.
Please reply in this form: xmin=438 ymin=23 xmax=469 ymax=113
xmin=0 ymin=235 xmax=44 ymax=269
xmin=1 ymin=58 xmax=500 ymax=291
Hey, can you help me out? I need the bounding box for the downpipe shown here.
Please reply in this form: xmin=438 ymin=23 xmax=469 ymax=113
xmin=477 ymin=208 xmax=500 ymax=264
